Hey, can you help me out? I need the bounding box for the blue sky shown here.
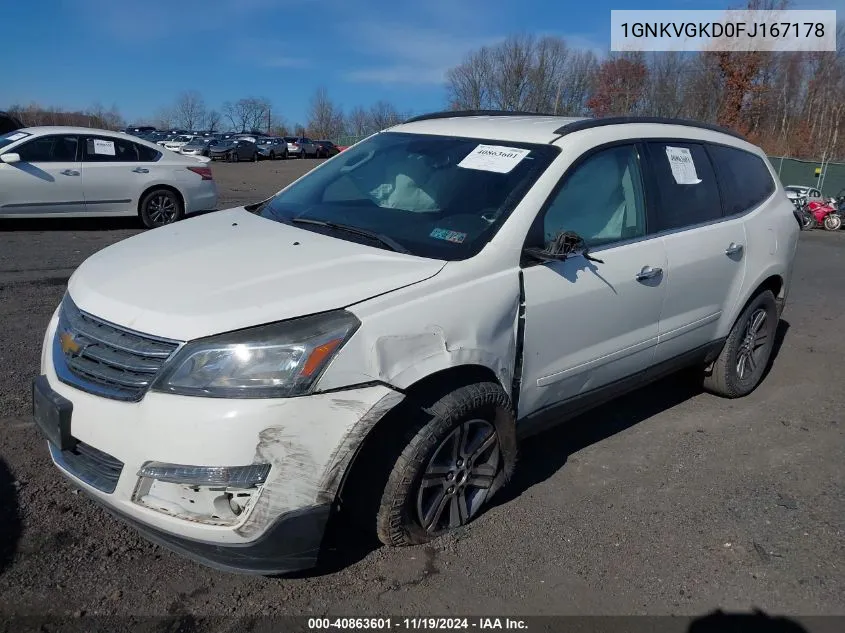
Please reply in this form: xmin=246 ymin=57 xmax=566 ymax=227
xmin=4 ymin=0 xmax=839 ymax=127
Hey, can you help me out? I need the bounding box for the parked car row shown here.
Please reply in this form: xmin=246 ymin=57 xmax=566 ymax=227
xmin=122 ymin=127 xmax=342 ymax=162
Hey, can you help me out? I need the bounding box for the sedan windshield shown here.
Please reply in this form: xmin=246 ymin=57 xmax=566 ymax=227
xmin=254 ymin=131 xmax=559 ymax=260
xmin=0 ymin=131 xmax=30 ymax=150
xmin=172 ymin=135 xmax=193 ymax=143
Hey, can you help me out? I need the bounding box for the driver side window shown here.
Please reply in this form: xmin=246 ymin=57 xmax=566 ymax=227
xmin=542 ymin=144 xmax=646 ymax=248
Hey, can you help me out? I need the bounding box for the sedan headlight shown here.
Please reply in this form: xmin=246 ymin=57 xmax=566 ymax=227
xmin=151 ymin=310 xmax=359 ymax=398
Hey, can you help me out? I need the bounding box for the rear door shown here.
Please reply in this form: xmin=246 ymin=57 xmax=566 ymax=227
xmin=644 ymin=141 xmax=747 ymax=363
xmin=0 ymin=133 xmax=84 ymax=216
xmin=81 ymin=135 xmax=160 ymax=215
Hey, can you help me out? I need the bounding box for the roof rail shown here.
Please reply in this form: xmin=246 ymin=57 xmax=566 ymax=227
xmin=553 ymin=116 xmax=746 ymax=141
xmin=403 ymin=110 xmax=560 ymax=124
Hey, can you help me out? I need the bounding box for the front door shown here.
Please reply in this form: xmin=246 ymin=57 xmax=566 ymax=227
xmin=0 ymin=134 xmax=84 ymax=216
xmin=519 ymin=143 xmax=667 ymax=418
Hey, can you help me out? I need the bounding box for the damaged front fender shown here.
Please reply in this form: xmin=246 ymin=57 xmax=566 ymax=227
xmin=234 ymin=386 xmax=404 ymax=539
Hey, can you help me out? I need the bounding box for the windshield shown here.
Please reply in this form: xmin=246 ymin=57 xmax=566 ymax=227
xmin=0 ymin=131 xmax=30 ymax=150
xmin=172 ymin=135 xmax=192 ymax=143
xmin=254 ymin=131 xmax=559 ymax=260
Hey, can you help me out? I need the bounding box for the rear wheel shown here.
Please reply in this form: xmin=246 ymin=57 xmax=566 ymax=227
xmin=703 ymin=290 xmax=777 ymax=398
xmin=252 ymin=152 xmax=258 ymax=162
xmin=139 ymin=189 xmax=183 ymax=229
xmin=269 ymin=151 xmax=275 ymax=160
xmin=375 ymin=382 xmax=514 ymax=547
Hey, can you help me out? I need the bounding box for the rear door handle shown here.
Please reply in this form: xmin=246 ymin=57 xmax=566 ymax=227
xmin=132 ymin=167 xmax=149 ymax=173
xmin=60 ymin=169 xmax=80 ymax=176
xmin=635 ymin=266 xmax=663 ymax=281
xmin=725 ymin=242 xmax=744 ymax=256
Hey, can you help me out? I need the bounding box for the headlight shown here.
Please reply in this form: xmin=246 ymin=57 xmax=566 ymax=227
xmin=151 ymin=310 xmax=359 ymax=398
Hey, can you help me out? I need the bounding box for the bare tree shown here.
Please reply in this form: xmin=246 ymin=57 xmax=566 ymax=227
xmin=446 ymin=34 xmax=592 ymax=114
xmin=204 ymin=109 xmax=222 ymax=132
xmin=347 ymin=105 xmax=370 ymax=136
xmin=307 ymin=87 xmax=345 ymax=139
xmin=174 ymin=91 xmax=206 ymax=130
xmin=152 ymin=106 xmax=175 ymax=129
xmin=368 ymin=100 xmax=402 ymax=131
xmin=223 ymin=97 xmax=272 ymax=133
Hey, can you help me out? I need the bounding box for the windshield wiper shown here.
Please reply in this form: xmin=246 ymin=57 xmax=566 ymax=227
xmin=290 ymin=218 xmax=410 ymax=254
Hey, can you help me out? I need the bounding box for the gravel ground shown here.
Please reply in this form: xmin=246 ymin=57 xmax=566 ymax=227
xmin=0 ymin=160 xmax=843 ymax=625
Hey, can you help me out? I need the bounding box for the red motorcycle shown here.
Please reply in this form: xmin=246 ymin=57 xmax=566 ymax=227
xmin=805 ymin=199 xmax=842 ymax=231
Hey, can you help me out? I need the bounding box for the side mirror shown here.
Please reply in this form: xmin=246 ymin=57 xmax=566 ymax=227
xmin=524 ymin=231 xmax=604 ymax=264
xmin=1 ymin=153 xmax=21 ymax=164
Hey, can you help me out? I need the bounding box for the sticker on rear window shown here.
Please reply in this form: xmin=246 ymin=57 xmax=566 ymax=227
xmin=430 ymin=228 xmax=467 ymax=244
xmin=4 ymin=132 xmax=28 ymax=142
xmin=665 ymin=146 xmax=702 ymax=185
xmin=458 ymin=144 xmax=531 ymax=174
xmin=93 ymin=139 xmax=116 ymax=156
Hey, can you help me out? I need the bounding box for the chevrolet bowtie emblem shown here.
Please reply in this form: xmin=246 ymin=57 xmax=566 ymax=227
xmin=59 ymin=331 xmax=82 ymax=355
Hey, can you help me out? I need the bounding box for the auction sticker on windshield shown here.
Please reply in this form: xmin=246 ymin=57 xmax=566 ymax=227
xmin=3 ymin=132 xmax=28 ymax=142
xmin=458 ymin=144 xmax=531 ymax=173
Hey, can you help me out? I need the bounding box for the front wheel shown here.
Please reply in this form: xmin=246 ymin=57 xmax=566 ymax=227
xmin=139 ymin=189 xmax=183 ymax=229
xmin=228 ymin=151 xmax=237 ymax=163
xmin=375 ymin=382 xmax=515 ymax=547
xmin=823 ymin=213 xmax=842 ymax=231
xmin=703 ymin=290 xmax=777 ymax=398
xmin=252 ymin=152 xmax=258 ymax=162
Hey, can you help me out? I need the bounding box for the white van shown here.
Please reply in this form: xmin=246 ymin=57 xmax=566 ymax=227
xmin=33 ymin=113 xmax=800 ymax=574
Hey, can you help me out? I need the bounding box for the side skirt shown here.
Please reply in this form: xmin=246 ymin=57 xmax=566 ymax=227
xmin=515 ymin=338 xmax=727 ymax=440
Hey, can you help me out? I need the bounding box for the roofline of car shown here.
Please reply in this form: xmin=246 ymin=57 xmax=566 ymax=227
xmin=401 ymin=111 xmax=747 ymax=142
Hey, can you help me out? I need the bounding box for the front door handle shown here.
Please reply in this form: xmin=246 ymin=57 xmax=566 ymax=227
xmin=132 ymin=167 xmax=149 ymax=173
xmin=635 ymin=266 xmax=663 ymax=281
xmin=60 ymin=169 xmax=80 ymax=176
xmin=725 ymin=242 xmax=744 ymax=256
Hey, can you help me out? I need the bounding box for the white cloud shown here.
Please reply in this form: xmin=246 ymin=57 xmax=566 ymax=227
xmin=341 ymin=23 xmax=505 ymax=85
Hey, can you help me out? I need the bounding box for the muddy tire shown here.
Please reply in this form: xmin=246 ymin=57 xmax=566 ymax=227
xmin=375 ymin=382 xmax=516 ymax=547
xmin=703 ymin=290 xmax=777 ymax=398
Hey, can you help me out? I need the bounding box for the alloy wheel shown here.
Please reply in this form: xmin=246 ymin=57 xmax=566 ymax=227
xmin=416 ymin=419 xmax=500 ymax=534
xmin=736 ymin=308 xmax=769 ymax=381
xmin=146 ymin=194 xmax=178 ymax=227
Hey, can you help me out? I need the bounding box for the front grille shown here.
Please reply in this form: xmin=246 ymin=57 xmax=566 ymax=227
xmin=50 ymin=441 xmax=124 ymax=493
xmin=53 ymin=296 xmax=181 ymax=401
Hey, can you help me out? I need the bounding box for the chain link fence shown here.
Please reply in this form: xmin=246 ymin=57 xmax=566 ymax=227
xmin=769 ymin=156 xmax=844 ymax=197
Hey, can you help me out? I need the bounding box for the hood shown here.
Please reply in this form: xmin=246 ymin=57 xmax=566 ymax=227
xmin=209 ymin=144 xmax=234 ymax=152
xmin=67 ymin=208 xmax=446 ymax=341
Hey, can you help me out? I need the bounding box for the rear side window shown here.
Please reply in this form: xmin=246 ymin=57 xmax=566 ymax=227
xmin=84 ymin=136 xmax=159 ymax=162
xmin=646 ymin=142 xmax=721 ymax=232
xmin=707 ymin=144 xmax=775 ymax=216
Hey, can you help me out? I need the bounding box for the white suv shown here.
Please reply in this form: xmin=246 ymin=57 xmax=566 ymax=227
xmin=33 ymin=113 xmax=800 ymax=574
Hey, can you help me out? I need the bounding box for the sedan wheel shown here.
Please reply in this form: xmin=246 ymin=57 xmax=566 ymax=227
xmin=140 ymin=189 xmax=183 ymax=229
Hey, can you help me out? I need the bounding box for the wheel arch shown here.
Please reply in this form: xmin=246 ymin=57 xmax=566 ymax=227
xmin=137 ymin=184 xmax=185 ymax=218
xmin=331 ymin=364 xmax=517 ymax=533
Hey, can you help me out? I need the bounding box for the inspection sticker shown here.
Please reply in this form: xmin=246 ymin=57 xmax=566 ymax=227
xmin=458 ymin=144 xmax=530 ymax=174
xmin=430 ymin=228 xmax=467 ymax=243
xmin=93 ymin=139 xmax=116 ymax=156
xmin=4 ymin=132 xmax=28 ymax=142
xmin=665 ymin=146 xmax=701 ymax=184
